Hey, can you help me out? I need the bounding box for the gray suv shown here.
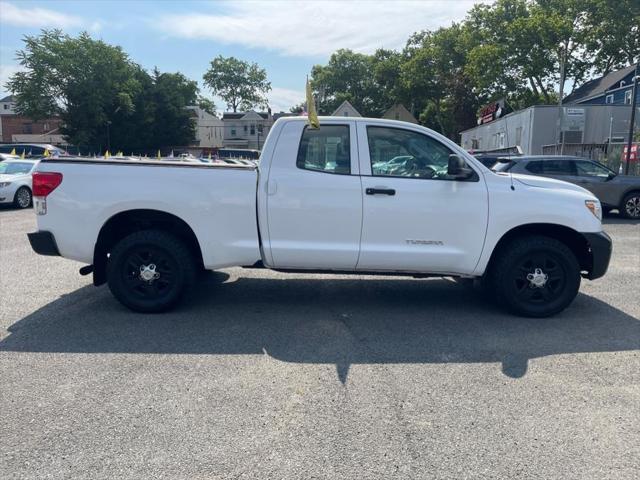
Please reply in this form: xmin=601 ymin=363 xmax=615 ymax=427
xmin=493 ymin=155 xmax=640 ymax=219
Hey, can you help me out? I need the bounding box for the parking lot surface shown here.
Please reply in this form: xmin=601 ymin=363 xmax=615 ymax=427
xmin=1 ymin=207 xmax=639 ymax=479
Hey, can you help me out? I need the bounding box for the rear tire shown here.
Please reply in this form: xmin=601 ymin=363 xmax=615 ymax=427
xmin=13 ymin=187 xmax=32 ymax=209
xmin=489 ymin=236 xmax=581 ymax=317
xmin=621 ymin=191 xmax=640 ymax=219
xmin=106 ymin=230 xmax=196 ymax=313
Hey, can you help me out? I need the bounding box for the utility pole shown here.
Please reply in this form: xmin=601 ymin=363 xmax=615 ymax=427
xmin=625 ymin=63 xmax=638 ymax=175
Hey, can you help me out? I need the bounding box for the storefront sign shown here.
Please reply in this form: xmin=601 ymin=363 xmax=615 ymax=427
xmin=622 ymin=143 xmax=638 ymax=163
xmin=477 ymin=99 xmax=506 ymax=125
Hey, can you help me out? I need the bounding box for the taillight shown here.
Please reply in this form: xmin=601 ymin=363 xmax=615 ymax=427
xmin=33 ymin=172 xmax=63 ymax=197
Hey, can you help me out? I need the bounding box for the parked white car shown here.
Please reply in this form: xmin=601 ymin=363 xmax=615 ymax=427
xmin=27 ymin=117 xmax=611 ymax=317
xmin=0 ymin=159 xmax=38 ymax=208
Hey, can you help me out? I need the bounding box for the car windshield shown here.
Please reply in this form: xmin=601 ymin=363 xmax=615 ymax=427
xmin=492 ymin=159 xmax=515 ymax=172
xmin=0 ymin=162 xmax=34 ymax=175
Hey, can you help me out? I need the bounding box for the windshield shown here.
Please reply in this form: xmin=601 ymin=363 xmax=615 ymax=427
xmin=0 ymin=162 xmax=35 ymax=175
xmin=492 ymin=159 xmax=515 ymax=172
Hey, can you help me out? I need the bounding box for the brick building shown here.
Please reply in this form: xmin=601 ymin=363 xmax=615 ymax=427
xmin=0 ymin=95 xmax=65 ymax=144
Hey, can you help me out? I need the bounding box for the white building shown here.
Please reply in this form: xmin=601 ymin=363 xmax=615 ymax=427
xmin=222 ymin=110 xmax=273 ymax=150
xmin=332 ymin=100 xmax=361 ymax=117
xmin=382 ymin=104 xmax=418 ymax=124
xmin=0 ymin=95 xmax=17 ymax=115
xmin=187 ymin=106 xmax=224 ymax=148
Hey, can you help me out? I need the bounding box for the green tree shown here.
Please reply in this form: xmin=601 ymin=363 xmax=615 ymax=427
xmin=6 ymin=30 xmax=198 ymax=151
xmin=584 ymin=0 xmax=640 ymax=73
xmin=311 ymin=49 xmax=381 ymax=116
xmin=203 ymin=55 xmax=271 ymax=112
xmin=197 ymin=96 xmax=217 ymax=116
xmin=402 ymin=24 xmax=480 ymax=138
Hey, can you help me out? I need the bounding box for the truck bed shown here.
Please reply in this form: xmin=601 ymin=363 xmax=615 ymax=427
xmin=35 ymin=158 xmax=262 ymax=269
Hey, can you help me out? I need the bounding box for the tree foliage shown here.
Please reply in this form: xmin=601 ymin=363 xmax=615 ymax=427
xmin=203 ymin=55 xmax=271 ymax=112
xmin=308 ymin=0 xmax=638 ymax=139
xmin=6 ymin=30 xmax=199 ymax=151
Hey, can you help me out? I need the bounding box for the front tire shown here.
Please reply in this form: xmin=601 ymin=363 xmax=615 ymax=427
xmin=621 ymin=191 xmax=640 ymax=219
xmin=14 ymin=187 xmax=32 ymax=209
xmin=489 ymin=236 xmax=581 ymax=317
xmin=107 ymin=230 xmax=196 ymax=312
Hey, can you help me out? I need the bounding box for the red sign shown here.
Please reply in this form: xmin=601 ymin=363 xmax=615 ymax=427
xmin=477 ymin=99 xmax=506 ymax=125
xmin=622 ymin=143 xmax=638 ymax=163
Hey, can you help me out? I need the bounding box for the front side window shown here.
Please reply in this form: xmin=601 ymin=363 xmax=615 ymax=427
xmin=575 ymin=160 xmax=612 ymax=177
xmin=296 ymin=125 xmax=350 ymax=174
xmin=367 ymin=126 xmax=454 ymax=180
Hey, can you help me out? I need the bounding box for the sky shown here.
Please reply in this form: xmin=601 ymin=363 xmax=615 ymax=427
xmin=0 ymin=0 xmax=489 ymax=113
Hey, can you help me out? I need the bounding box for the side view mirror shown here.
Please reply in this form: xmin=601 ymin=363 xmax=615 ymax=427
xmin=606 ymin=172 xmax=616 ymax=181
xmin=448 ymin=154 xmax=474 ymax=180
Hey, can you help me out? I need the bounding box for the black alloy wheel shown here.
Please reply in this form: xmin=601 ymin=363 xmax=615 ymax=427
xmin=622 ymin=192 xmax=640 ymax=219
xmin=107 ymin=230 xmax=196 ymax=312
xmin=490 ymin=236 xmax=581 ymax=317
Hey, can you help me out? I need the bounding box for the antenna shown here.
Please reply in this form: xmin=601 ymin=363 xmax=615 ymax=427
xmin=502 ymin=98 xmax=515 ymax=191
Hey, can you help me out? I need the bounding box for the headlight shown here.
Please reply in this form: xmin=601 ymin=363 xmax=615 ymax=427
xmin=0 ymin=182 xmax=11 ymax=188
xmin=585 ymin=200 xmax=602 ymax=221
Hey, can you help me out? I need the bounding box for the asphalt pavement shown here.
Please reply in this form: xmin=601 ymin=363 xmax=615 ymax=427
xmin=1 ymin=206 xmax=639 ymax=479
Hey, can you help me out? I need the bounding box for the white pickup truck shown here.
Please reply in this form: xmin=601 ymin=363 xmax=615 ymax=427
xmin=28 ymin=117 xmax=611 ymax=317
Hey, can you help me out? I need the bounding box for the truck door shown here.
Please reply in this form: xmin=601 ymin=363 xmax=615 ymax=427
xmin=356 ymin=123 xmax=488 ymax=274
xmin=264 ymin=120 xmax=362 ymax=269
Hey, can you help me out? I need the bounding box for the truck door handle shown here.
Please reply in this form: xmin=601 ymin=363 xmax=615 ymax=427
xmin=366 ymin=187 xmax=396 ymax=196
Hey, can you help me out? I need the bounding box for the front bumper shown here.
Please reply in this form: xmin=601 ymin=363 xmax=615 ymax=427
xmin=582 ymin=231 xmax=612 ymax=280
xmin=27 ymin=231 xmax=60 ymax=256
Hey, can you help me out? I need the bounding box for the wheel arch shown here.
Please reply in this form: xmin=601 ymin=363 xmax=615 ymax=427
xmin=620 ymin=188 xmax=640 ymax=206
xmin=486 ymin=223 xmax=592 ymax=276
xmin=93 ymin=209 xmax=204 ymax=286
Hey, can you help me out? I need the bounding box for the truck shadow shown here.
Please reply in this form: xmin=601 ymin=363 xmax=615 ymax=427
xmin=2 ymin=273 xmax=638 ymax=383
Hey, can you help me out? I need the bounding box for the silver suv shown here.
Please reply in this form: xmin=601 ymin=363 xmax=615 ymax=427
xmin=493 ymin=155 xmax=640 ymax=219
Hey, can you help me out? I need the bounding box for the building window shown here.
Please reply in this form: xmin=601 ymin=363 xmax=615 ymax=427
xmin=395 ymin=112 xmax=400 ymax=120
xmin=250 ymin=125 xmax=255 ymax=135
xmin=605 ymin=94 xmax=614 ymax=104
xmin=3 ymin=104 xmax=8 ymax=110
xmin=244 ymin=125 xmax=248 ymax=133
xmin=231 ymin=127 xmax=236 ymax=136
xmin=344 ymin=111 xmax=349 ymax=116
xmin=498 ymin=132 xmax=506 ymax=148
xmin=471 ymin=139 xmax=479 ymax=150
xmin=624 ymin=90 xmax=632 ymax=105
xmin=515 ymin=127 xmax=523 ymax=146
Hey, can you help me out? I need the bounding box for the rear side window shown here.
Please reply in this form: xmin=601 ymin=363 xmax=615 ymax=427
xmin=525 ymin=161 xmax=543 ymax=174
xmin=296 ymin=125 xmax=350 ymax=174
xmin=542 ymin=160 xmax=576 ymax=175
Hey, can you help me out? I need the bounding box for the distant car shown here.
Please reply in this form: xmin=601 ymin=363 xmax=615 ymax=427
xmin=473 ymin=153 xmax=512 ymax=168
xmin=0 ymin=159 xmax=39 ymax=208
xmin=0 ymin=143 xmax=66 ymax=158
xmin=372 ymin=155 xmax=415 ymax=174
xmin=493 ymin=155 xmax=640 ymax=219
xmin=217 ymin=148 xmax=260 ymax=161
xmin=0 ymin=153 xmax=20 ymax=162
